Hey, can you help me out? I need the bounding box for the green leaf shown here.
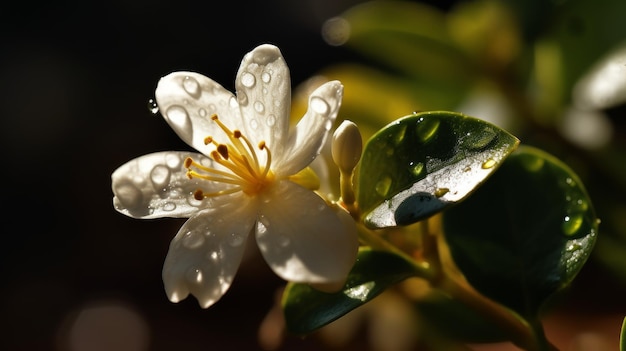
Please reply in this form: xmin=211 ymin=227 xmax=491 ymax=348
xmin=442 ymin=145 xmax=599 ymax=318
xmin=357 ymin=111 xmax=519 ymax=228
xmin=282 ymin=247 xmax=430 ymax=334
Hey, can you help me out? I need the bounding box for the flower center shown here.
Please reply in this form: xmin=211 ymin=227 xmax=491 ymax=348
xmin=185 ymin=114 xmax=275 ymax=200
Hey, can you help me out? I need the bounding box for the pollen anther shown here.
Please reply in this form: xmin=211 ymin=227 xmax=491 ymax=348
xmin=184 ymin=114 xmax=275 ymax=199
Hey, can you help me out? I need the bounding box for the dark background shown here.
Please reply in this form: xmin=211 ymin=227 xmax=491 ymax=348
xmin=0 ymin=1 xmax=453 ymax=350
xmin=2 ymin=1 xmax=621 ymax=351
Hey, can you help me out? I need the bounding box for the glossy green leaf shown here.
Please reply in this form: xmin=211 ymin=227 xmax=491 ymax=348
xmin=357 ymin=111 xmax=519 ymax=229
xmin=282 ymin=247 xmax=431 ymax=334
xmin=442 ymin=145 xmax=599 ymax=318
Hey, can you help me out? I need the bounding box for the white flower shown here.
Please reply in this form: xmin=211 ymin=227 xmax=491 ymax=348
xmin=111 ymin=44 xmax=359 ymax=308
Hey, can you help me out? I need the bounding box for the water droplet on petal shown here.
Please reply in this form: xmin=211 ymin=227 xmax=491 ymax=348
xmin=198 ymin=108 xmax=207 ymax=117
xmin=482 ymin=158 xmax=496 ymax=169
xmin=182 ymin=76 xmax=201 ymax=98
xmin=416 ymin=117 xmax=440 ymax=143
xmin=182 ymin=231 xmax=205 ymax=249
xmin=276 ymin=234 xmax=290 ymax=247
xmin=165 ymin=105 xmax=192 ymax=135
xmin=186 ymin=267 xmax=203 ymax=283
xmin=114 ymin=182 xmax=143 ymax=209
xmin=165 ymin=153 xmax=181 ymax=169
xmin=375 ymin=176 xmax=392 ymax=197
xmin=266 ymin=114 xmax=276 ymax=126
xmin=261 ymin=72 xmax=271 ymax=83
xmin=147 ymin=98 xmax=159 ymax=114
xmin=150 ymin=165 xmax=171 ymax=189
xmin=249 ymin=119 xmax=259 ymax=130
xmin=241 ymin=72 xmax=256 ymax=88
xmin=563 ymin=214 xmax=584 ymax=236
xmin=229 ymin=96 xmax=239 ymax=108
xmin=227 ymin=233 xmax=245 ymax=247
xmin=254 ymin=101 xmax=265 ymax=114
xmin=310 ymin=97 xmax=330 ymax=115
xmin=238 ymin=92 xmax=249 ymax=106
xmin=163 ymin=202 xmax=176 ymax=211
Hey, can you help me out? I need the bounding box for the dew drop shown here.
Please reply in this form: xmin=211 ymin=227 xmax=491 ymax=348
xmin=165 ymin=153 xmax=181 ymax=169
xmin=310 ymin=96 xmax=330 ymax=115
xmin=182 ymin=76 xmax=201 ymax=98
xmin=147 ymin=98 xmax=159 ymax=114
xmin=276 ymin=234 xmax=291 ymax=247
xmin=241 ymin=72 xmax=256 ymax=88
xmin=163 ymin=202 xmax=176 ymax=211
xmin=228 ymin=233 xmax=245 ymax=247
xmin=238 ymin=92 xmax=249 ymax=106
xmin=563 ymin=214 xmax=584 ymax=236
xmin=394 ymin=124 xmax=407 ymax=145
xmin=416 ymin=117 xmax=440 ymax=143
xmin=229 ymin=96 xmax=239 ymax=108
xmin=182 ymin=230 xmax=205 ymax=249
xmin=261 ymin=72 xmax=271 ymax=83
xmin=481 ymin=158 xmax=496 ymax=169
xmin=249 ymin=119 xmax=259 ymax=130
xmin=410 ymin=162 xmax=424 ymax=177
xmin=114 ymin=182 xmax=143 ymax=209
xmin=254 ymin=101 xmax=265 ymax=114
xmin=466 ymin=127 xmax=497 ymax=150
xmin=266 ymin=114 xmax=276 ymax=126
xmin=165 ymin=105 xmax=192 ymax=135
xmin=375 ymin=176 xmax=392 ymax=197
xmin=186 ymin=268 xmax=203 ymax=283
xmin=198 ymin=108 xmax=207 ymax=117
xmin=150 ymin=165 xmax=171 ymax=189
xmin=434 ymin=187 xmax=449 ymax=197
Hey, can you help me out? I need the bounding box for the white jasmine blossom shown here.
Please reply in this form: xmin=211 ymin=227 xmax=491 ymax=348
xmin=111 ymin=44 xmax=358 ymax=308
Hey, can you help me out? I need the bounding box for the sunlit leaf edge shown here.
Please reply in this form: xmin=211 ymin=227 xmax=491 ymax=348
xmin=357 ymin=110 xmax=519 ymax=229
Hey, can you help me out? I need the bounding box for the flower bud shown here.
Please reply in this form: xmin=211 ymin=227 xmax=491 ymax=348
xmin=332 ymin=120 xmax=362 ymax=173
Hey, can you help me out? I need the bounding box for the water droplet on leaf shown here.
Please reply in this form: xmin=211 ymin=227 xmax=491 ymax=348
xmin=410 ymin=162 xmax=424 ymax=177
xmin=481 ymin=158 xmax=496 ymax=169
xmin=416 ymin=117 xmax=440 ymax=143
xmin=375 ymin=176 xmax=392 ymax=197
xmin=563 ymin=214 xmax=584 ymax=236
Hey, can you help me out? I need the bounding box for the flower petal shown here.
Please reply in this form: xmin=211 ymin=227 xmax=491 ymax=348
xmin=111 ymin=151 xmax=228 ymax=219
xmin=256 ymin=180 xmax=359 ymax=284
xmin=155 ymin=71 xmax=244 ymax=155
xmin=235 ymin=44 xmax=291 ymax=156
xmin=273 ymin=80 xmax=344 ymax=176
xmin=162 ymin=200 xmax=258 ymax=308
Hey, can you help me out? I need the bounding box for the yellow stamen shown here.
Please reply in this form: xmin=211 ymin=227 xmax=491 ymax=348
xmin=184 ymin=114 xmax=276 ymax=199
